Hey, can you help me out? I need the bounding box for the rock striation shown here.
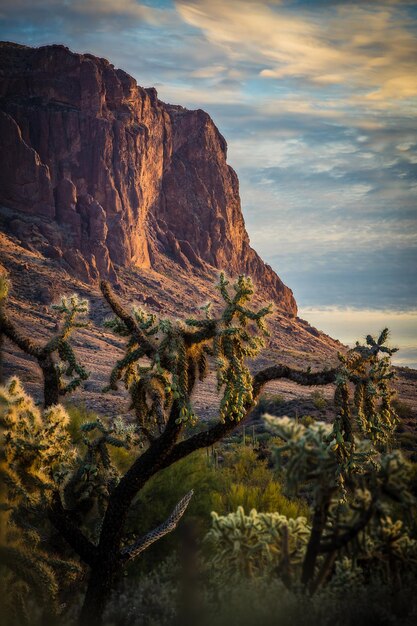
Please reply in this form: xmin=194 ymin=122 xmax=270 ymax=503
xmin=0 ymin=42 xmax=297 ymax=315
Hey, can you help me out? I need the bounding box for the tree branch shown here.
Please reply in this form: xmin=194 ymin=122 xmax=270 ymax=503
xmin=48 ymin=493 xmax=98 ymax=566
xmin=120 ymin=490 xmax=194 ymax=564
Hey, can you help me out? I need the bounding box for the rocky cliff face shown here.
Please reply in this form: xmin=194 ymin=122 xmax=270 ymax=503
xmin=0 ymin=42 xmax=297 ymax=315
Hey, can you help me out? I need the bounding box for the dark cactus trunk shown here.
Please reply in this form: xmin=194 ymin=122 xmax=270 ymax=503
xmin=340 ymin=383 xmax=353 ymax=442
xmin=40 ymin=353 xmax=60 ymax=407
xmin=301 ymin=496 xmax=331 ymax=588
xmin=79 ymin=560 xmax=117 ymax=626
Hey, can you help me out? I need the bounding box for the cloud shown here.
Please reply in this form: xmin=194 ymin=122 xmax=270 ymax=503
xmin=229 ymin=105 xmax=417 ymax=314
xmin=298 ymin=306 xmax=417 ymax=367
xmin=0 ymin=0 xmax=169 ymax=34
xmin=273 ymin=246 xmax=417 ymax=310
xmin=190 ymin=64 xmax=226 ymax=78
xmin=176 ymin=0 xmax=417 ymax=109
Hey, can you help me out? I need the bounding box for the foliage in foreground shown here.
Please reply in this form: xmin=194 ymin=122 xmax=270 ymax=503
xmin=1 ymin=273 xmax=337 ymax=626
xmin=206 ymin=330 xmax=417 ymax=595
xmin=0 ymin=378 xmax=81 ymax=625
xmin=1 ymin=271 xmax=416 ymax=626
xmin=124 ymin=444 xmax=307 ymax=568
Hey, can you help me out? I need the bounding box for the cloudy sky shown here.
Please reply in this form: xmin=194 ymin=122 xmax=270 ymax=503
xmin=1 ymin=0 xmax=416 ymax=364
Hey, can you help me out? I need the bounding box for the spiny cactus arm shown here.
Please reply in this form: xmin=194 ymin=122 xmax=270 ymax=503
xmin=0 ymin=545 xmax=59 ymax=606
xmin=120 ymin=490 xmax=194 ymax=564
xmin=161 ymin=365 xmax=338 ymax=467
xmin=252 ymin=364 xmax=338 ymax=397
xmin=0 ymin=308 xmax=44 ymax=358
xmin=182 ymin=321 xmax=218 ymax=346
xmin=100 ymin=280 xmax=155 ymax=357
xmin=48 ymin=492 xmax=98 ymax=566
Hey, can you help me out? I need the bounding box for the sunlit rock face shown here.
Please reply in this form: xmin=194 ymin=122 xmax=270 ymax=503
xmin=0 ymin=42 xmax=297 ymax=315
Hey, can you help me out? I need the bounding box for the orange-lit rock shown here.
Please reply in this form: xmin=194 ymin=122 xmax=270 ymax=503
xmin=0 ymin=42 xmax=296 ymax=315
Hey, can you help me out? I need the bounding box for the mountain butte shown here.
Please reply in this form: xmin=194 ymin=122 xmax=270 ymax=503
xmin=0 ymin=41 xmax=297 ymax=315
xmin=0 ymin=42 xmax=353 ymax=413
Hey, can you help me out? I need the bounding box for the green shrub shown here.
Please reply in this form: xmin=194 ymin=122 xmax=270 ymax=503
xmin=252 ymin=393 xmax=285 ymax=417
xmin=300 ymin=415 xmax=315 ymax=427
xmin=211 ymin=446 xmax=308 ymax=519
xmin=310 ymin=390 xmax=327 ymax=410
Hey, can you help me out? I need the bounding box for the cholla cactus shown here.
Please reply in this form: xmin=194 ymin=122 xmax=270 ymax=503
xmin=335 ymin=328 xmax=399 ymax=449
xmin=264 ymin=331 xmax=415 ymax=592
xmin=63 ymin=416 xmax=138 ymax=539
xmin=325 ymin=557 xmax=364 ymax=594
xmin=0 ymin=279 xmax=89 ymax=406
xmin=0 ymin=378 xmax=80 ymax=625
xmin=0 ymin=272 xmax=346 ymax=626
xmin=50 ymin=295 xmax=90 ymax=395
xmin=102 ymin=273 xmax=271 ymax=439
xmin=205 ymin=506 xmax=310 ymax=581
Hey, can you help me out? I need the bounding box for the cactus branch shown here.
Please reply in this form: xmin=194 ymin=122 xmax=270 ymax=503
xmin=100 ymin=281 xmax=156 ymax=358
xmin=120 ymin=490 xmax=194 ymax=564
xmin=252 ymin=364 xmax=337 ymax=397
xmin=162 ymin=364 xmax=338 ymax=467
xmin=48 ymin=493 xmax=98 ymax=566
xmin=0 ymin=308 xmax=44 ymax=358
